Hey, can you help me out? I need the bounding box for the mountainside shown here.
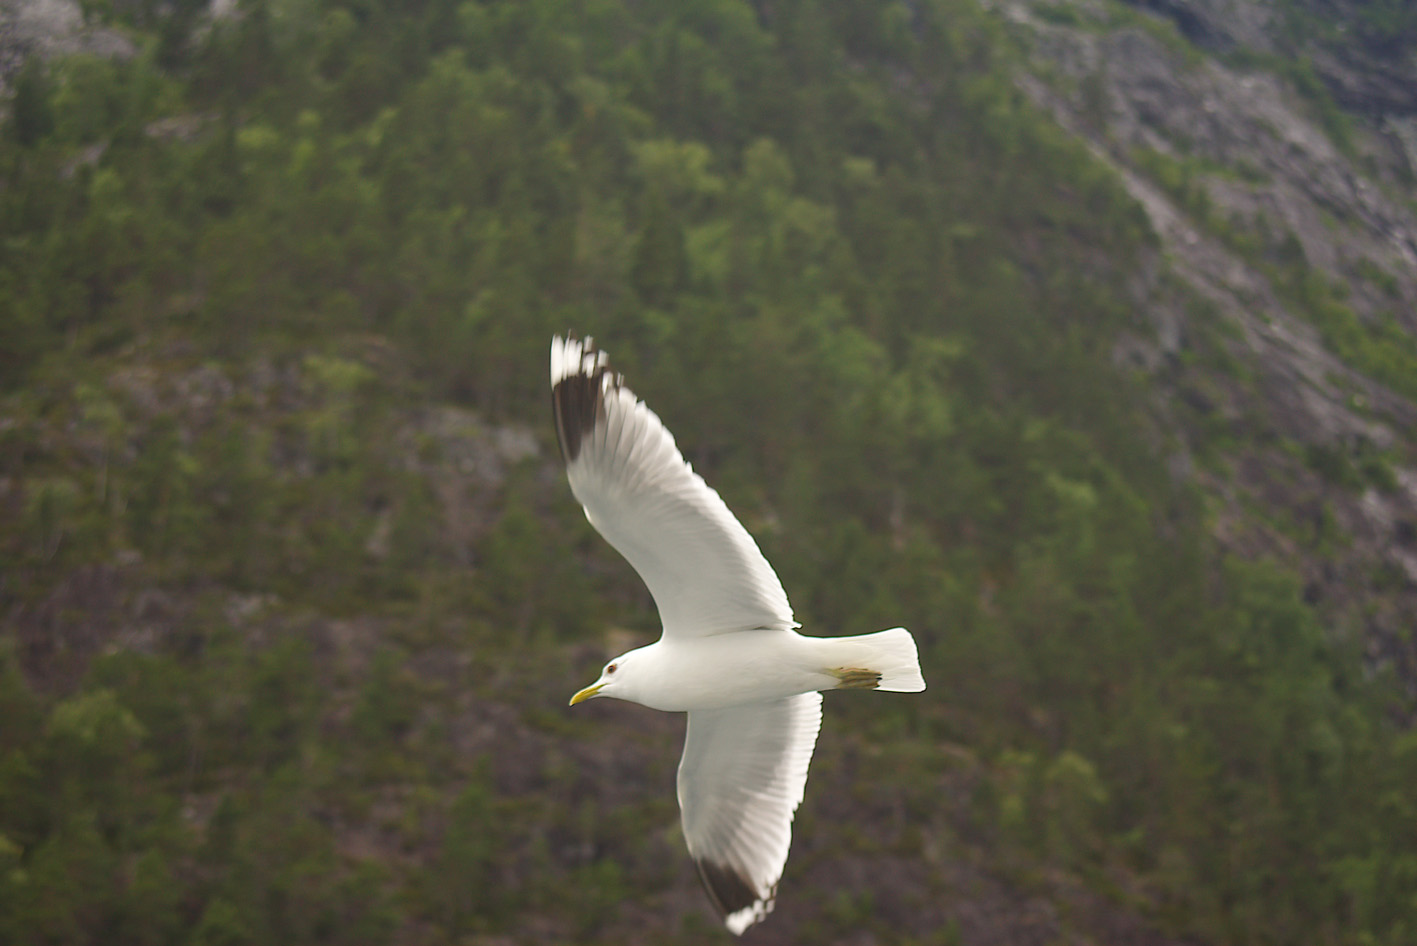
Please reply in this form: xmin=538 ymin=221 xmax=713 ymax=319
xmin=2 ymin=1 xmax=1415 ymax=944
xmin=994 ymin=0 xmax=1417 ymax=702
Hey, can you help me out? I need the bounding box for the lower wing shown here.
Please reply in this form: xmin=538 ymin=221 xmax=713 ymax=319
xmin=676 ymin=693 xmax=823 ymax=934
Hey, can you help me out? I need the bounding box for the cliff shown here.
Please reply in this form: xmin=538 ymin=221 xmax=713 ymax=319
xmin=995 ymin=0 xmax=1417 ymax=701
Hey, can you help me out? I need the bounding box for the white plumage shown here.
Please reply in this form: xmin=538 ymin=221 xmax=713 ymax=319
xmin=678 ymin=694 xmax=823 ymax=933
xmin=550 ymin=336 xmax=794 ymax=637
xmin=553 ymin=334 xmax=925 ymax=934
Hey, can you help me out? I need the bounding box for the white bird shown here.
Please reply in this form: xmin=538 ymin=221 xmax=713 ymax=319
xmin=552 ymin=334 xmax=926 ymax=935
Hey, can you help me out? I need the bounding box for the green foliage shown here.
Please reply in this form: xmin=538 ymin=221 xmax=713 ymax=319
xmin=1305 ymin=442 xmax=1365 ymax=491
xmin=427 ymin=776 xmax=504 ymax=931
xmin=11 ymin=60 xmax=55 ymax=147
xmin=1278 ymin=266 xmax=1417 ymax=403
xmin=0 ymin=0 xmax=1413 ymax=943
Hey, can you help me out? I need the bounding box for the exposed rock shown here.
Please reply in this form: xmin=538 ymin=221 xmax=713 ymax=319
xmin=0 ymin=0 xmax=134 ymax=93
xmin=1308 ymin=42 xmax=1417 ymax=118
xmin=998 ymin=0 xmax=1417 ymax=699
xmin=6 ymin=560 xmax=186 ymax=691
xmin=1130 ymin=0 xmax=1276 ymax=52
xmin=1124 ymin=0 xmax=1417 ymax=117
xmin=1389 ymin=115 xmax=1417 ymax=175
xmin=396 ymin=405 xmax=541 ymax=563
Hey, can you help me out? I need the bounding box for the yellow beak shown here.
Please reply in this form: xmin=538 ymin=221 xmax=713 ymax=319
xmin=569 ymin=682 xmax=604 ymax=706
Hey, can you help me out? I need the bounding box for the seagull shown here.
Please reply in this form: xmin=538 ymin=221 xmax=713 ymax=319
xmin=552 ymin=334 xmax=926 ymax=935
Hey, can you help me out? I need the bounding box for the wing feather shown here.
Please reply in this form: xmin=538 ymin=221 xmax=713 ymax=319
xmin=678 ymin=693 xmax=823 ymax=934
xmin=550 ymin=335 xmax=795 ymax=637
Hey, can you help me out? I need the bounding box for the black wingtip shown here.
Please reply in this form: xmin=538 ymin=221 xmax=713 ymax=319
xmin=551 ymin=334 xmax=620 ymax=463
xmin=694 ymin=858 xmax=762 ymax=920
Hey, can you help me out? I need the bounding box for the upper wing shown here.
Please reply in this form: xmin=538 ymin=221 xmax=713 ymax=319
xmin=677 ymin=693 xmax=823 ymax=935
xmin=550 ymin=335 xmax=795 ymax=637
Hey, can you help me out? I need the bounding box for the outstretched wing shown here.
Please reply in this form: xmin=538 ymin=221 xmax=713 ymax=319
xmin=550 ymin=335 xmax=795 ymax=638
xmin=678 ymin=693 xmax=823 ymax=935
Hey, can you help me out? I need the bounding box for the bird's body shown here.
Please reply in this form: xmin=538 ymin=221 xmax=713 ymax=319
xmin=587 ymin=627 xmax=923 ymax=712
xmin=551 ymin=334 xmax=925 ymax=935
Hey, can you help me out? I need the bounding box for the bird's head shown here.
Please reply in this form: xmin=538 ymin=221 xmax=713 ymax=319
xmin=569 ymin=650 xmax=640 ymax=706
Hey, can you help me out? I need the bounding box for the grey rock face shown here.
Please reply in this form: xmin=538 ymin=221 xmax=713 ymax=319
xmin=1129 ymin=0 xmax=1417 ymax=116
xmin=0 ymin=0 xmax=134 ymax=93
xmin=999 ymin=0 xmax=1417 ymax=698
xmin=1130 ymin=0 xmax=1276 ymax=52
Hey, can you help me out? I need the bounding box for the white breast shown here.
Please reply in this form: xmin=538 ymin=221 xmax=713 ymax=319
xmin=632 ymin=632 xmax=835 ymax=712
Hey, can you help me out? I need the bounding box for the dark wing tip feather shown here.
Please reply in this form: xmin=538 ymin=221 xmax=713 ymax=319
xmin=694 ymin=858 xmax=768 ymax=921
xmin=550 ymin=334 xmax=620 ymax=464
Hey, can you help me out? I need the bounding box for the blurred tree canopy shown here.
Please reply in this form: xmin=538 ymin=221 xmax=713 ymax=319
xmin=1 ymin=0 xmax=1414 ymax=943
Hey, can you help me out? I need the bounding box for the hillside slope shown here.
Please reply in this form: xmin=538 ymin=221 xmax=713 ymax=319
xmin=992 ymin=0 xmax=1417 ymax=701
xmin=2 ymin=1 xmax=1415 ymax=944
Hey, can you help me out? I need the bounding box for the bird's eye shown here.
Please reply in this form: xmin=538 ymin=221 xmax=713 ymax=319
xmin=606 ymin=663 xmax=617 ymax=675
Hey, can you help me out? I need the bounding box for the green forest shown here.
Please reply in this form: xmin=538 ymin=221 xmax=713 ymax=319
xmin=2 ymin=0 xmax=1415 ymax=943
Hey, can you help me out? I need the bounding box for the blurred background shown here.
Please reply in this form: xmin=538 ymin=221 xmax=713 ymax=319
xmin=2 ymin=0 xmax=1416 ymax=942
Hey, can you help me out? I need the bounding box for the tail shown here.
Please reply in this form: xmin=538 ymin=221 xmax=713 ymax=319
xmin=825 ymin=627 xmax=926 ymax=693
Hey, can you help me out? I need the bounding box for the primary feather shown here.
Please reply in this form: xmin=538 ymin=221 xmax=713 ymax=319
xmin=550 ymin=335 xmax=795 ymax=637
xmin=679 ymin=694 xmax=823 ymax=934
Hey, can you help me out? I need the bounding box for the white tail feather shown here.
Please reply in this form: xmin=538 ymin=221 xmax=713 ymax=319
xmin=830 ymin=627 xmax=925 ymax=692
